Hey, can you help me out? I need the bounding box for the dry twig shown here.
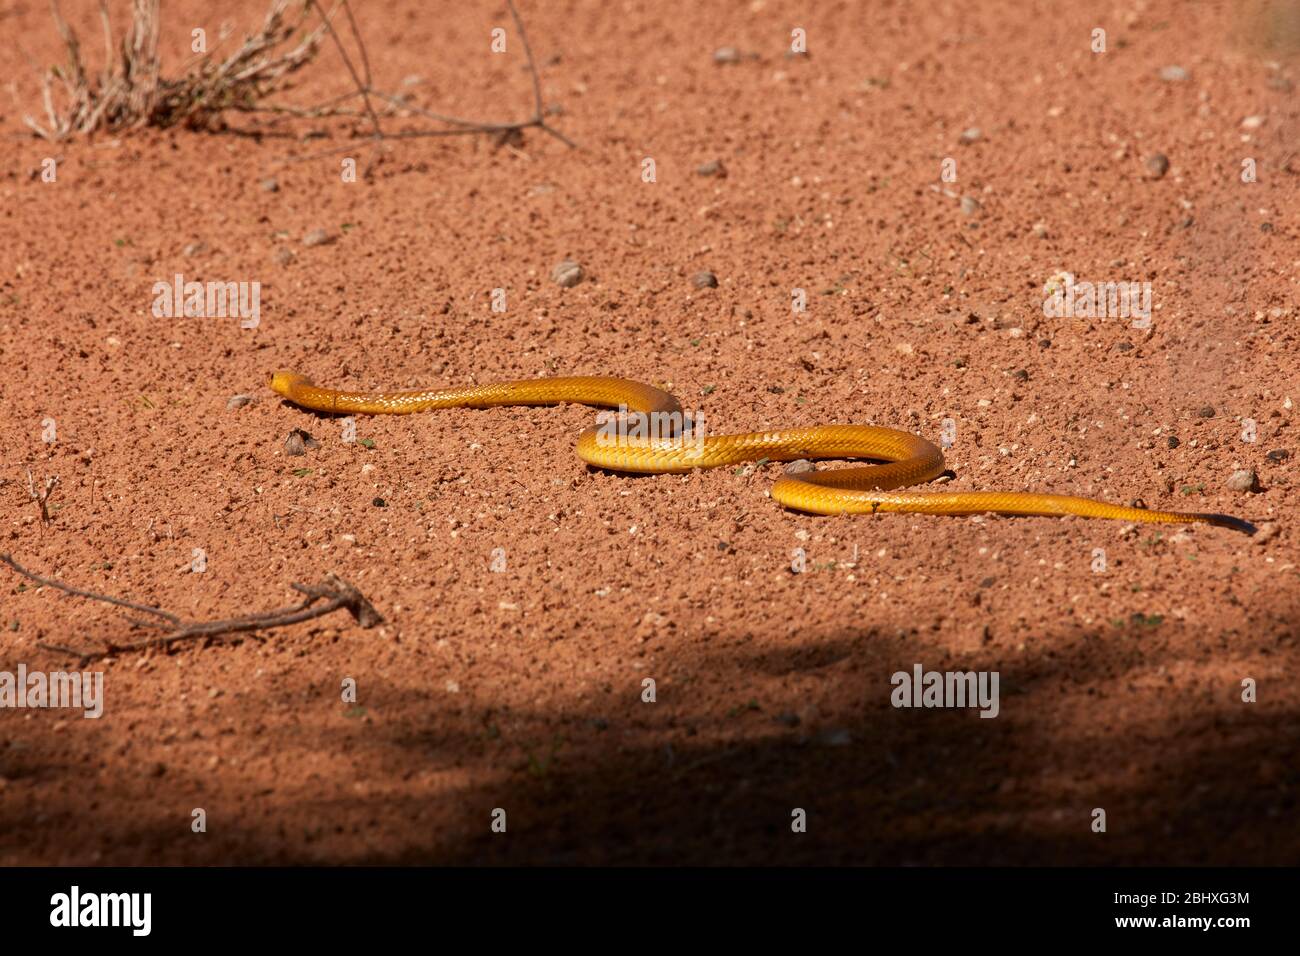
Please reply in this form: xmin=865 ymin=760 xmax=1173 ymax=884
xmin=273 ymin=0 xmax=576 ymax=172
xmin=0 ymin=552 xmax=384 ymax=666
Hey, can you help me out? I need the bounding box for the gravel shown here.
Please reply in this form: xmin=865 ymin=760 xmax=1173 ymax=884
xmin=552 ymin=259 xmax=583 ymax=287
xmin=1144 ymin=153 xmax=1170 ymax=179
xmin=1226 ymin=468 xmax=1259 ymax=493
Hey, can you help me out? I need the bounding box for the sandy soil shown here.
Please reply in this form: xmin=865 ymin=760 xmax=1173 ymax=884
xmin=1 ymin=0 xmax=1297 ymax=865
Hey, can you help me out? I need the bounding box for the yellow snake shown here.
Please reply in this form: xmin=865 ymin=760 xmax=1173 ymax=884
xmin=269 ymin=371 xmax=1254 ymax=533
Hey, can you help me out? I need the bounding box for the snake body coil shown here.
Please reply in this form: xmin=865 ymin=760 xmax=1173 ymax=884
xmin=269 ymin=371 xmax=1253 ymax=533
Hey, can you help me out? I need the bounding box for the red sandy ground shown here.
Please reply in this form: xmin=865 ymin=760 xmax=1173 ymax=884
xmin=0 ymin=0 xmax=1297 ymax=865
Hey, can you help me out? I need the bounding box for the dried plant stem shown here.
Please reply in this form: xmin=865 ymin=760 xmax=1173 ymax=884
xmin=24 ymin=469 xmax=59 ymax=526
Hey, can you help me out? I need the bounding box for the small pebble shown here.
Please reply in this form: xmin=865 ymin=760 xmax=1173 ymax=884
xmin=960 ymin=195 xmax=981 ymax=216
xmin=1253 ymin=522 xmax=1278 ymax=543
xmin=1265 ymin=449 xmax=1289 ymax=463
xmin=1226 ymin=468 xmax=1259 ymax=493
xmin=260 ymin=177 xmax=280 ymax=192
xmin=226 ymin=394 xmax=256 ymax=410
xmin=1031 ymin=222 xmax=1048 ymax=239
xmin=302 ymin=228 xmax=332 ymax=247
xmin=372 ymin=497 xmax=386 ymax=508
xmin=1116 ymin=341 xmax=1134 ymax=352
xmin=697 ymin=159 xmax=727 ymax=178
xmin=692 ymin=271 xmax=718 ymax=289
xmin=182 ymin=241 xmax=208 ymax=257
xmin=1241 ymin=115 xmax=1265 ymax=130
xmin=1159 ymin=65 xmax=1189 ymax=82
xmin=1012 ymin=369 xmax=1029 ymax=382
xmin=1167 ymin=436 xmax=1181 ymax=449
xmin=959 ymin=127 xmax=981 ymax=144
xmin=1198 ymin=405 xmax=1216 ymax=418
xmin=274 ymin=247 xmax=294 ymax=266
xmin=1144 ymin=153 xmax=1170 ymax=178
xmin=552 ymin=259 xmax=583 ymax=287
xmin=713 ymin=46 xmax=742 ymax=65
xmin=285 ymin=429 xmax=320 ymax=456
xmin=784 ymin=459 xmax=815 ymax=475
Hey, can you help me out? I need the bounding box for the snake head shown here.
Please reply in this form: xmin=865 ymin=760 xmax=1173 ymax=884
xmin=269 ymin=371 xmax=310 ymax=397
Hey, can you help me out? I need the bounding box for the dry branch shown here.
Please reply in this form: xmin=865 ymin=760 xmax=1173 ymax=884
xmin=0 ymin=552 xmax=383 ymax=666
